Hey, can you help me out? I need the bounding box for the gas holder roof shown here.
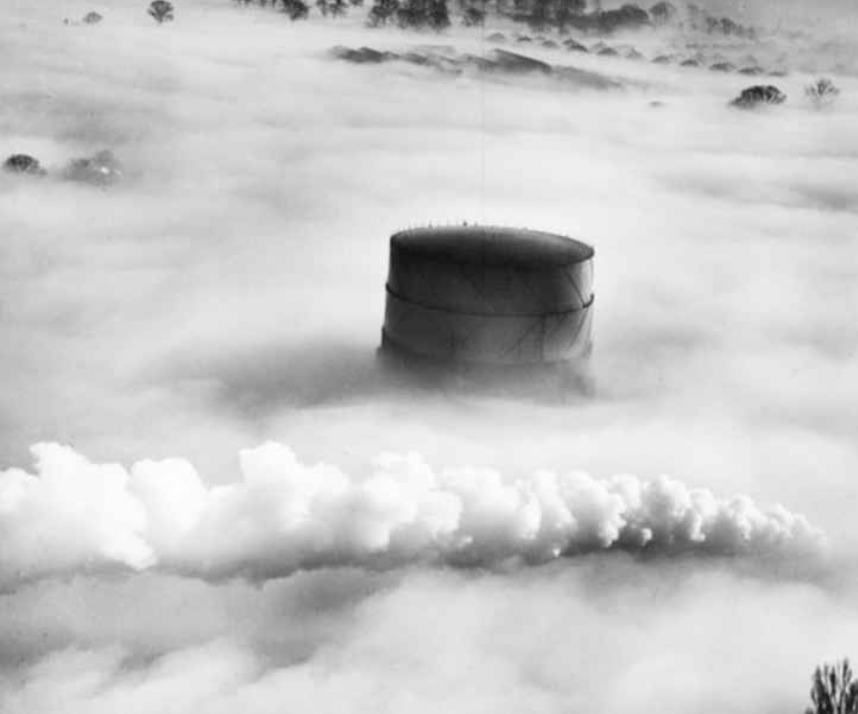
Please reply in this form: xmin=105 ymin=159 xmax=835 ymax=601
xmin=391 ymin=226 xmax=594 ymax=269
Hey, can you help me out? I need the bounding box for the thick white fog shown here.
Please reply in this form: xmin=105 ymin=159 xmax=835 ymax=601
xmin=1 ymin=0 xmax=857 ymax=711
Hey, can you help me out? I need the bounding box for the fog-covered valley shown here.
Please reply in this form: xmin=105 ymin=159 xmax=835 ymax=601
xmin=1 ymin=1 xmax=857 ymax=711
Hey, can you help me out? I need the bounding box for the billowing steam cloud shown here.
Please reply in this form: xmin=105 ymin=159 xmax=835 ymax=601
xmin=0 ymin=442 xmax=824 ymax=587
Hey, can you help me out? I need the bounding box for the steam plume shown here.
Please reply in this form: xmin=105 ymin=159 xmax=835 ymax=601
xmin=0 ymin=442 xmax=824 ymax=587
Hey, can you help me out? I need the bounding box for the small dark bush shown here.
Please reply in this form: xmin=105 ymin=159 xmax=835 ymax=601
xmin=3 ymin=154 xmax=46 ymax=176
xmin=147 ymin=0 xmax=174 ymax=23
xmin=562 ymin=37 xmax=587 ymax=52
xmin=730 ymin=85 xmax=786 ymax=108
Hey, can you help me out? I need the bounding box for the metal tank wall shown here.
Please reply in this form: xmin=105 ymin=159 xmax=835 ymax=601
xmin=381 ymin=226 xmax=595 ymax=366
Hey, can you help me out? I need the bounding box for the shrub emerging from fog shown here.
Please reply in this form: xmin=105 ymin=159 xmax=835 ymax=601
xmin=806 ymin=78 xmax=841 ymax=108
xmin=62 ymin=150 xmax=123 ymax=187
xmin=147 ymin=0 xmax=175 ymax=23
xmin=3 ymin=154 xmax=46 ymax=176
xmin=806 ymin=660 xmax=858 ymax=714
xmin=730 ymin=85 xmax=786 ymax=109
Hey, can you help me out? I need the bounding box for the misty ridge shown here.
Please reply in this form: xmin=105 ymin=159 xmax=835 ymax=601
xmin=1 ymin=0 xmax=858 ymax=712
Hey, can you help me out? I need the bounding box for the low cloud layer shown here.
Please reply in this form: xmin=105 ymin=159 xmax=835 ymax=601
xmin=2 ymin=563 xmax=857 ymax=714
xmin=0 ymin=442 xmax=824 ymax=586
xmin=1 ymin=1 xmax=857 ymax=712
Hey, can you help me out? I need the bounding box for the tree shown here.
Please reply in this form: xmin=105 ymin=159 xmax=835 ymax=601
xmin=396 ymin=0 xmax=428 ymax=27
xmin=427 ymin=0 xmax=450 ymax=29
xmin=527 ymin=0 xmax=550 ymax=31
xmin=806 ymin=78 xmax=841 ymax=107
xmin=316 ymin=0 xmax=330 ymax=16
xmin=281 ymin=0 xmax=309 ymax=18
xmin=555 ymin=0 xmax=586 ymax=33
xmin=806 ymin=660 xmax=858 ymax=714
xmin=461 ymin=4 xmax=485 ymax=25
xmin=329 ymin=0 xmax=348 ymax=16
xmin=147 ymin=0 xmax=174 ymax=23
xmin=368 ymin=0 xmax=399 ymax=25
xmin=649 ymin=1 xmax=676 ymax=24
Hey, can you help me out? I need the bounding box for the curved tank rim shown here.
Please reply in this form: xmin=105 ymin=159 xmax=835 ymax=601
xmin=391 ymin=225 xmax=594 ymax=268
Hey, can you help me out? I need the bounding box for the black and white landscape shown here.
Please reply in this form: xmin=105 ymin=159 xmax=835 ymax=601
xmin=1 ymin=0 xmax=857 ymax=712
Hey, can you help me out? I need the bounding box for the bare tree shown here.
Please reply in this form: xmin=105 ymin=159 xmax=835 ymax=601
xmin=806 ymin=660 xmax=858 ymax=714
xmin=806 ymin=78 xmax=841 ymax=108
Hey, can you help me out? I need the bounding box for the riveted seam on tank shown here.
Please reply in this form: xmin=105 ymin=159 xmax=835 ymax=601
xmin=385 ymin=283 xmax=594 ymax=317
